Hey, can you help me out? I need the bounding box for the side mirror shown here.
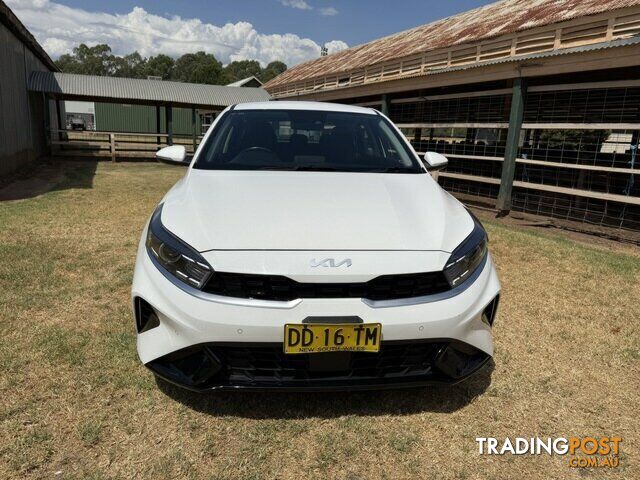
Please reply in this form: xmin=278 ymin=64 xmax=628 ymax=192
xmin=156 ymin=145 xmax=188 ymax=165
xmin=423 ymin=151 xmax=448 ymax=171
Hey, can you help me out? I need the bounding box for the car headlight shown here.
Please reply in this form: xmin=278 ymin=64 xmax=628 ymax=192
xmin=443 ymin=214 xmax=488 ymax=288
xmin=146 ymin=204 xmax=213 ymax=289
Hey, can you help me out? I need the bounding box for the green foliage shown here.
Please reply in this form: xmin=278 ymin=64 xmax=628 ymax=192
xmin=537 ymin=129 xmax=611 ymax=150
xmin=55 ymin=43 xmax=287 ymax=85
xmin=113 ymin=51 xmax=146 ymax=78
xmin=224 ymin=60 xmax=262 ymax=83
xmin=172 ymin=51 xmax=225 ymax=84
xmin=56 ymin=44 xmax=119 ymax=76
xmin=142 ymin=54 xmax=175 ymax=79
xmin=260 ymin=61 xmax=288 ymax=82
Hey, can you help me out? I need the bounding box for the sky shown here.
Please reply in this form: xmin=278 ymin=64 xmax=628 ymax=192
xmin=8 ymin=0 xmax=494 ymax=67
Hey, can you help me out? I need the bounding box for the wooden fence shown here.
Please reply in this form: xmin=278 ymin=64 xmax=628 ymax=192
xmin=48 ymin=129 xmax=204 ymax=161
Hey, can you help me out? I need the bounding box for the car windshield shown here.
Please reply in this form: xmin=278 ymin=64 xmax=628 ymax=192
xmin=194 ymin=109 xmax=424 ymax=173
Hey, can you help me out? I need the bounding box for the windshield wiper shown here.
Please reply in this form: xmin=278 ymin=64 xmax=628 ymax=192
xmin=293 ymin=166 xmax=339 ymax=171
xmin=251 ymin=165 xmax=298 ymax=170
xmin=227 ymin=165 xmax=338 ymax=171
xmin=371 ymin=167 xmax=420 ymax=173
xmin=226 ymin=165 xmax=416 ymax=173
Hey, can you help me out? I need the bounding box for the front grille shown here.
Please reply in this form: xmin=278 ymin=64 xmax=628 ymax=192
xmin=147 ymin=340 xmax=490 ymax=390
xmin=210 ymin=342 xmax=449 ymax=387
xmin=203 ymin=271 xmax=451 ymax=301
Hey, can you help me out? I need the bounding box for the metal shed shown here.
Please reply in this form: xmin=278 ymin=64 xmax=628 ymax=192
xmin=0 ymin=0 xmax=58 ymax=176
xmin=27 ymin=72 xmax=271 ymax=157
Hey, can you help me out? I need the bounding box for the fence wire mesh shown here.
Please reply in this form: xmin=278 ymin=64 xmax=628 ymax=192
xmin=393 ymin=84 xmax=640 ymax=233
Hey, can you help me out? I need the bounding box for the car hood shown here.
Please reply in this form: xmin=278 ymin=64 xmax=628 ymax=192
xmin=160 ymin=170 xmax=474 ymax=252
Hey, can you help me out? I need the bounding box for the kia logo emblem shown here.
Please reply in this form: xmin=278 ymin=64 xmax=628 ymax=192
xmin=310 ymin=258 xmax=352 ymax=268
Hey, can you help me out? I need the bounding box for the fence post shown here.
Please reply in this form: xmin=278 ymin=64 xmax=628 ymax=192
xmin=55 ymin=99 xmax=64 ymax=142
xmin=44 ymin=94 xmax=51 ymax=154
xmin=166 ymin=104 xmax=173 ymax=146
xmin=109 ymin=133 xmax=116 ymax=162
xmin=156 ymin=104 xmax=161 ymax=149
xmin=381 ymin=94 xmax=390 ymax=116
xmin=192 ymin=107 xmax=197 ymax=154
xmin=496 ymin=77 xmax=527 ymax=214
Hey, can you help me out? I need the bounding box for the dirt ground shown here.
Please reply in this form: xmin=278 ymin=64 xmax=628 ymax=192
xmin=0 ymin=160 xmax=638 ymax=479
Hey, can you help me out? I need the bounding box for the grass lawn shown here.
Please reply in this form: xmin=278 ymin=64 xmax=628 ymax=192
xmin=0 ymin=161 xmax=638 ymax=479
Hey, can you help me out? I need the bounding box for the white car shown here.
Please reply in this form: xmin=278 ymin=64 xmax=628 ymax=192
xmin=132 ymin=101 xmax=500 ymax=391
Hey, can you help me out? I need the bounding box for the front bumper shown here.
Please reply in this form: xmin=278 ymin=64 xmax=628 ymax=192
xmin=147 ymin=339 xmax=492 ymax=392
xmin=132 ymin=239 xmax=501 ymax=391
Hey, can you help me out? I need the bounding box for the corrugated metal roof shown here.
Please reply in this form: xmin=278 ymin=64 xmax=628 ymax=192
xmin=227 ymin=76 xmax=264 ymax=87
xmin=28 ymin=72 xmax=271 ymax=107
xmin=0 ymin=0 xmax=57 ymax=71
xmin=265 ymin=0 xmax=640 ymax=89
xmin=275 ymin=37 xmax=640 ymax=98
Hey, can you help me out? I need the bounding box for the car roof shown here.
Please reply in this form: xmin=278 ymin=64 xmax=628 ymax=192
xmin=234 ymin=101 xmax=377 ymax=115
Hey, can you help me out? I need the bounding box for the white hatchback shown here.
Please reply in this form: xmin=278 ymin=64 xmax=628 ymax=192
xmin=132 ymin=101 xmax=500 ymax=391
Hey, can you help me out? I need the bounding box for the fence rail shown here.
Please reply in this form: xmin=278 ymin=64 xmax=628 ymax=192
xmin=48 ymin=129 xmax=204 ymax=161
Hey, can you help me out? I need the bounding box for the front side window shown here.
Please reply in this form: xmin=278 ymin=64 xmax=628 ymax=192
xmin=194 ymin=109 xmax=424 ymax=173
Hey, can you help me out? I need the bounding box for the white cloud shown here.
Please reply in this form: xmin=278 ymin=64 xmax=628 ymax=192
xmin=280 ymin=0 xmax=312 ymax=10
xmin=319 ymin=7 xmax=339 ymax=16
xmin=324 ymin=40 xmax=348 ymax=55
xmin=6 ymin=0 xmax=347 ymax=67
xmin=279 ymin=0 xmax=338 ymax=17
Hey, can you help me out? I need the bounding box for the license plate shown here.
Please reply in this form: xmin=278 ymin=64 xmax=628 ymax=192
xmin=284 ymin=323 xmax=381 ymax=354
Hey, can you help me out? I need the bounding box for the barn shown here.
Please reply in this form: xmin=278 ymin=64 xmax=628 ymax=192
xmin=264 ymin=0 xmax=640 ymax=234
xmin=0 ymin=1 xmax=58 ymax=177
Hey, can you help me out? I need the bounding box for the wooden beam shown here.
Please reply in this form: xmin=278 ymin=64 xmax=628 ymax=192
xmin=522 ymin=122 xmax=640 ymax=130
xmin=439 ymin=172 xmax=500 ymax=185
xmin=438 ymin=172 xmax=640 ymax=205
xmin=420 ymin=88 xmax=512 ymax=101
xmin=109 ymin=133 xmax=116 ymax=162
xmin=414 ymin=152 xmax=640 ymax=174
xmin=192 ymin=107 xmax=197 ymax=153
xmin=413 ymin=153 xmax=505 ymax=162
xmin=381 ymin=94 xmax=390 ymax=115
xmin=401 ymin=121 xmax=640 ymax=130
xmin=43 ymin=93 xmax=51 ymax=152
xmin=55 ymin=99 xmax=64 ymax=141
xmin=166 ymin=104 xmax=173 ymax=146
xmin=397 ymin=122 xmax=509 ymax=129
xmin=516 ymin=158 xmax=640 ymax=175
xmin=528 ymin=79 xmax=640 ymax=92
xmin=496 ymin=77 xmax=526 ymax=213
xmin=156 ymin=105 xmax=161 ymax=149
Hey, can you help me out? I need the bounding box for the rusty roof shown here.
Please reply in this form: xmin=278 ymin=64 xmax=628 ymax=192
xmin=265 ymin=0 xmax=640 ymax=90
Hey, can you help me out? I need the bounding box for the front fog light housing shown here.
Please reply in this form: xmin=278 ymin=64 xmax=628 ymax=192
xmin=443 ymin=215 xmax=487 ymax=287
xmin=146 ymin=204 xmax=213 ymax=289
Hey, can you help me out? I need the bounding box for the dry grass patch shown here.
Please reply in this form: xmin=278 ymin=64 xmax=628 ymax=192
xmin=0 ymin=161 xmax=638 ymax=479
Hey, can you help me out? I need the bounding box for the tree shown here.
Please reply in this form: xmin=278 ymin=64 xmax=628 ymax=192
xmin=56 ymin=44 xmax=118 ymax=76
xmin=260 ymin=61 xmax=287 ymax=82
xmin=224 ymin=60 xmax=262 ymax=83
xmin=172 ymin=52 xmax=225 ymax=85
xmin=142 ymin=54 xmax=175 ymax=80
xmin=56 ymin=43 xmax=287 ymax=86
xmin=113 ymin=52 xmax=146 ymax=78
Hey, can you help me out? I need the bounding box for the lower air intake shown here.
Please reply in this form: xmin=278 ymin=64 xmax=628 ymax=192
xmin=146 ymin=340 xmax=489 ymax=391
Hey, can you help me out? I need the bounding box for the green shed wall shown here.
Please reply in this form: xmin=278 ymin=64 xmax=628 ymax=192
xmin=94 ymin=103 xmax=201 ymax=134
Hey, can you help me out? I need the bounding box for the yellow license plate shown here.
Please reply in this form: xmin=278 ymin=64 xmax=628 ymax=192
xmin=284 ymin=323 xmax=381 ymax=354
